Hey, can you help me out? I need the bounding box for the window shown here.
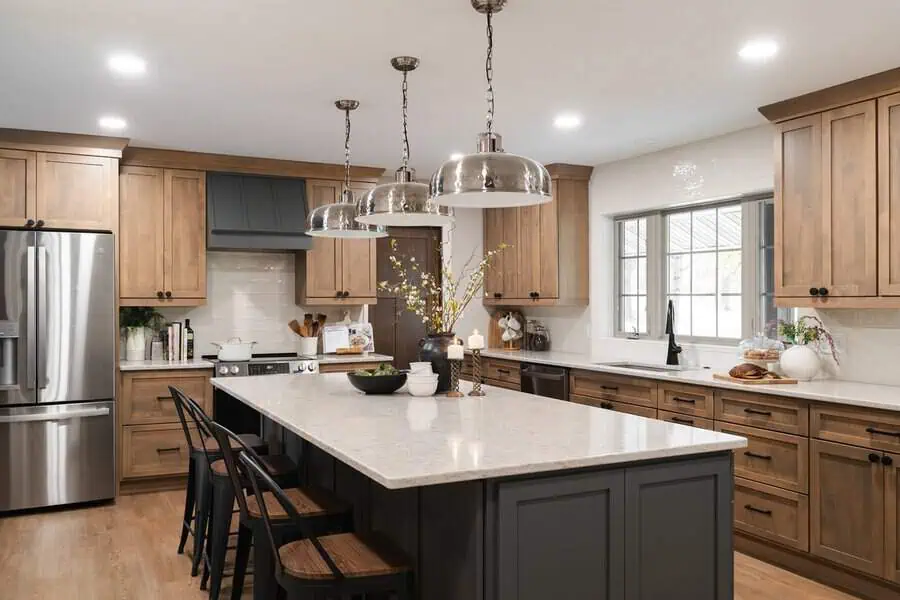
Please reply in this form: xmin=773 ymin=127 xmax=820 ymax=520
xmin=665 ymin=204 xmax=742 ymax=340
xmin=616 ymin=217 xmax=648 ymax=335
xmin=615 ymin=195 xmax=782 ymax=344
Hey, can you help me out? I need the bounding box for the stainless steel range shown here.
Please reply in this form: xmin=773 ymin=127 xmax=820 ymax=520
xmin=210 ymin=353 xmax=320 ymax=378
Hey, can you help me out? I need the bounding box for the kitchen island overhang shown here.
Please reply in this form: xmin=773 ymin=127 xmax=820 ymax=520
xmin=212 ymin=374 xmax=747 ymax=600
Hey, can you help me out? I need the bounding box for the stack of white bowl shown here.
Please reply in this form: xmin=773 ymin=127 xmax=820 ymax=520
xmin=407 ymin=362 xmax=439 ymax=396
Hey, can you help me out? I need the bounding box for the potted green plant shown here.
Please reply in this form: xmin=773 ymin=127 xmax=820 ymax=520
xmin=777 ymin=315 xmax=839 ymax=381
xmin=120 ymin=307 xmax=164 ymax=361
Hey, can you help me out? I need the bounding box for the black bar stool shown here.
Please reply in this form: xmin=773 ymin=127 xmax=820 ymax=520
xmin=238 ymin=451 xmax=415 ymax=600
xmin=170 ymin=385 xmax=268 ymax=578
xmin=211 ymin=422 xmax=353 ymax=600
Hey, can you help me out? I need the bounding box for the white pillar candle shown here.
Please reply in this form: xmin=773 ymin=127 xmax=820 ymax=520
xmin=447 ymin=338 xmax=464 ymax=360
xmin=467 ymin=329 xmax=485 ymax=350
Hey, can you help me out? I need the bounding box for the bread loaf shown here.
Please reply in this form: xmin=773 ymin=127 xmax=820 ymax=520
xmin=729 ymin=363 xmax=769 ymax=380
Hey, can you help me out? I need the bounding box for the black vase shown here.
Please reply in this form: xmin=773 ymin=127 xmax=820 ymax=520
xmin=418 ymin=332 xmax=455 ymax=393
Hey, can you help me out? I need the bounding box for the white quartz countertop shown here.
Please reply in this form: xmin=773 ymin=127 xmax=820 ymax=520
xmin=211 ymin=373 xmax=746 ymax=489
xmin=474 ymin=349 xmax=900 ymax=413
xmin=119 ymin=353 xmax=394 ymax=372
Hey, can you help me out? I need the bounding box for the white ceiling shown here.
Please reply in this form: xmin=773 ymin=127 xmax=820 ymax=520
xmin=3 ymin=0 xmax=900 ymax=174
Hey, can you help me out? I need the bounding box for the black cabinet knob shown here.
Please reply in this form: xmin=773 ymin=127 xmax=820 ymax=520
xmin=883 ymin=455 xmax=894 ymax=467
xmin=809 ymin=288 xmax=819 ymax=296
xmin=156 ymin=291 xmax=164 ymax=299
xmin=165 ymin=291 xmax=172 ymax=298
xmin=36 ymin=219 xmax=44 ymax=228
xmin=336 ymin=291 xmax=342 ymax=298
xmin=493 ymin=292 xmax=502 ymax=299
xmin=818 ymin=287 xmax=829 ymax=296
xmin=25 ymin=219 xmax=35 ymax=228
xmin=869 ymin=453 xmax=880 ymax=463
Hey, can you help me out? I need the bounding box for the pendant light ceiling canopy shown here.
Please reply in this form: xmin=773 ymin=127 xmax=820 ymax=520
xmin=306 ymin=100 xmax=387 ymax=238
xmin=431 ymin=0 xmax=551 ymax=208
xmin=357 ymin=57 xmax=454 ymax=227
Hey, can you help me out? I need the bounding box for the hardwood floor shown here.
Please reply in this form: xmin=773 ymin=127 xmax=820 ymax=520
xmin=0 ymin=490 xmax=863 ymax=600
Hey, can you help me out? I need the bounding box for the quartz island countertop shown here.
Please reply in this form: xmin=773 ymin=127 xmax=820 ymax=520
xmin=211 ymin=373 xmax=746 ymax=489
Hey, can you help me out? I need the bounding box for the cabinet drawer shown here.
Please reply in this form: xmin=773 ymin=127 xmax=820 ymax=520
xmin=570 ymin=394 xmax=657 ymax=419
xmin=657 ymin=410 xmax=714 ymax=430
xmin=717 ymin=422 xmax=809 ymax=493
xmin=715 ymin=389 xmax=808 ymax=435
xmin=658 ymin=382 xmax=714 ymax=418
xmin=121 ymin=423 xmax=193 ymax=479
xmin=484 ymin=358 xmax=520 ymax=386
xmin=121 ymin=370 xmax=211 ymax=425
xmin=486 ymin=378 xmax=521 ymax=392
xmin=568 ymin=370 xmax=657 ymax=408
xmin=734 ymin=477 xmax=809 ymax=552
xmin=319 ymin=362 xmax=384 ymax=374
xmin=812 ymin=404 xmax=900 ymax=453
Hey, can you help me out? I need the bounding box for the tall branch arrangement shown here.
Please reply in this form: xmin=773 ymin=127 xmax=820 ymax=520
xmin=379 ymin=239 xmax=509 ymax=334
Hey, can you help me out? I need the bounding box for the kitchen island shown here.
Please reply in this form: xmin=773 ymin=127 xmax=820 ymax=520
xmin=212 ymin=373 xmax=747 ymax=600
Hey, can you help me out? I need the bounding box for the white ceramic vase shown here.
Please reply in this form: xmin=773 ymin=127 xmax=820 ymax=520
xmin=125 ymin=327 xmax=146 ymax=362
xmin=779 ymin=344 xmax=821 ymax=381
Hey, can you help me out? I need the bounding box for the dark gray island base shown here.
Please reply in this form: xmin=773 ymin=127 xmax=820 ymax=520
xmin=276 ymin=431 xmax=734 ymax=600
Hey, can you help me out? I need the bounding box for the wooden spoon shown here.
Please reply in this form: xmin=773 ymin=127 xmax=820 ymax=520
xmin=288 ymin=319 xmax=303 ymax=337
xmin=316 ymin=314 xmax=327 ymax=337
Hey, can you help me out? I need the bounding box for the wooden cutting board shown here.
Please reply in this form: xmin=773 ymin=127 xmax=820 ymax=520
xmin=713 ymin=373 xmax=798 ymax=385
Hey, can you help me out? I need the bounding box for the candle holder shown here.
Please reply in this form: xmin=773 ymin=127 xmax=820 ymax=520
xmin=469 ymin=349 xmax=486 ymax=396
xmin=447 ymin=359 xmax=464 ymax=398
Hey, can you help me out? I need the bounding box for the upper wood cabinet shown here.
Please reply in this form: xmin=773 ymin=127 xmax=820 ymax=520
xmin=775 ymin=101 xmax=877 ymax=300
xmin=483 ymin=165 xmax=591 ymax=307
xmin=0 ymin=149 xmax=117 ymax=231
xmin=879 ymin=93 xmax=900 ymax=296
xmin=296 ymin=180 xmax=377 ymax=305
xmin=119 ymin=166 xmax=206 ymax=306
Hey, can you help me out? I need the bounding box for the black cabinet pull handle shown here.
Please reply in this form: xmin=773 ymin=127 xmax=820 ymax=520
xmin=744 ymin=504 xmax=772 ymax=516
xmin=493 ymin=292 xmax=502 ymax=299
xmin=156 ymin=291 xmax=164 ymax=299
xmin=869 ymin=453 xmax=881 ymax=463
xmin=672 ymin=396 xmax=697 ymax=404
xmin=156 ymin=447 xmax=181 ymax=454
xmin=36 ymin=219 xmax=44 ymax=228
xmin=25 ymin=219 xmax=35 ymax=228
xmin=882 ymin=455 xmax=894 ymax=466
xmin=818 ymin=287 xmax=829 ymax=296
xmin=809 ymin=287 xmax=819 ymax=296
xmin=866 ymin=427 xmax=900 ymax=438
xmin=165 ymin=291 xmax=172 ymax=298
xmin=497 ymin=369 xmax=511 ymax=375
xmin=743 ymin=407 xmax=773 ymax=417
xmin=671 ymin=416 xmax=694 ymax=425
xmin=600 ymin=385 xmax=619 ymax=392
xmin=156 ymin=395 xmax=174 ymax=401
xmin=744 ymin=451 xmax=772 ymax=461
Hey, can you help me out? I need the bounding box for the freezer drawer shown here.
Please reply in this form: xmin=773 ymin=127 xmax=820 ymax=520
xmin=0 ymin=400 xmax=115 ymax=512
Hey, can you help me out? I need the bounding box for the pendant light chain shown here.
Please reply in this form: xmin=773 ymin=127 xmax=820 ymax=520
xmin=485 ymin=9 xmax=495 ymax=136
xmin=343 ymin=106 xmax=352 ymax=199
xmin=401 ymin=70 xmax=410 ymax=170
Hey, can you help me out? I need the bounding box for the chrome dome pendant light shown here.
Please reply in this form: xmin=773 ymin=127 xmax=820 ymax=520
xmin=357 ymin=57 xmax=454 ymax=227
xmin=431 ymin=0 xmax=551 ymax=208
xmin=306 ymin=100 xmax=387 ymax=238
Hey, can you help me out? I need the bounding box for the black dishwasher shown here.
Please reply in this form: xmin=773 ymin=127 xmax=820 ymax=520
xmin=520 ymin=363 xmax=569 ymax=400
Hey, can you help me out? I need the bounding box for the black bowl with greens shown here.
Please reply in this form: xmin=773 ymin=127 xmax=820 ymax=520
xmin=346 ymin=363 xmax=407 ymax=395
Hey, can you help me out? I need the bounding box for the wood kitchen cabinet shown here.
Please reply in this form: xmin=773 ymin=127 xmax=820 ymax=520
xmin=483 ymin=164 xmax=591 ymax=307
xmin=0 ymin=149 xmax=35 ymax=227
xmin=119 ymin=166 xmax=206 ymax=306
xmin=879 ymin=92 xmax=900 ymax=296
xmin=887 ymin=452 xmax=900 ymax=583
xmin=296 ymin=179 xmax=377 ymax=305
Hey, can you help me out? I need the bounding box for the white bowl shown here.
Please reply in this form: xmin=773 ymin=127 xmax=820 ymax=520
xmin=409 ymin=362 xmax=434 ymax=374
xmin=408 ymin=377 xmax=439 ymax=397
xmin=407 ymin=373 xmax=439 ymax=383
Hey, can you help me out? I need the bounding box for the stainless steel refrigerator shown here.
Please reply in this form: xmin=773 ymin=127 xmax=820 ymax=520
xmin=0 ymin=230 xmax=116 ymax=512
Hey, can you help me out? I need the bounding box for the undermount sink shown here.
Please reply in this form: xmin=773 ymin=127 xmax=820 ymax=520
xmin=595 ymin=361 xmax=691 ymax=373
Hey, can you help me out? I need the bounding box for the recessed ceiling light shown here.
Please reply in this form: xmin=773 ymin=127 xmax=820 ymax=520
xmin=450 ymin=152 xmax=464 ymax=160
xmin=98 ymin=116 xmax=127 ymax=131
xmin=738 ymin=39 xmax=778 ymax=62
xmin=107 ymin=53 xmax=146 ymax=76
xmin=553 ymin=114 xmax=582 ymax=130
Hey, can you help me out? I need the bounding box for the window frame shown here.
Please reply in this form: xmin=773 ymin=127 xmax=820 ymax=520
xmin=613 ymin=193 xmax=774 ymax=345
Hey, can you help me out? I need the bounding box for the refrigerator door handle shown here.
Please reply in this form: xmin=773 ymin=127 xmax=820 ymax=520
xmin=26 ymin=246 xmax=36 ymax=390
xmin=37 ymin=246 xmax=48 ymax=390
xmin=0 ymin=406 xmax=110 ymax=423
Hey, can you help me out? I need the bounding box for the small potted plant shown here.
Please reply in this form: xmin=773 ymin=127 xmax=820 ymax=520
xmin=777 ymin=315 xmax=839 ymax=381
xmin=120 ymin=307 xmax=164 ymax=361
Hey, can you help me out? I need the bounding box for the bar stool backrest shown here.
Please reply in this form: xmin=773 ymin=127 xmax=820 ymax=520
xmin=169 ymin=386 xmax=218 ymax=475
xmin=209 ymin=421 xmax=264 ymax=523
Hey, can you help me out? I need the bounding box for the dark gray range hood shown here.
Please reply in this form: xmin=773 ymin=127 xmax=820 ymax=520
xmin=207 ymin=172 xmax=312 ymax=250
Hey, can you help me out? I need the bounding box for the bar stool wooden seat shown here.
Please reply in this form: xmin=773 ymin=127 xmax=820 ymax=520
xmin=170 ymin=386 xmax=267 ymax=578
xmin=211 ymin=422 xmax=353 ymax=600
xmin=239 ymin=451 xmax=415 ymax=600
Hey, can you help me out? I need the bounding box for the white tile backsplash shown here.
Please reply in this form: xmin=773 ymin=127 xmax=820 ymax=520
xmin=159 ymin=251 xmax=358 ymax=357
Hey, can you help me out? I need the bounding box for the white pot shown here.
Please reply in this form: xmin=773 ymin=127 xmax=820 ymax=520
xmin=211 ymin=338 xmax=256 ymax=361
xmin=779 ymin=345 xmax=821 ymax=381
xmin=125 ymin=327 xmax=146 ymax=362
xmin=296 ymin=337 xmax=319 ymax=357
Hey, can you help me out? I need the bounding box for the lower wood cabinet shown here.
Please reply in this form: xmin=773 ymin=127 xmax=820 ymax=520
xmin=658 ymin=410 xmax=713 ymax=430
xmin=887 ymin=453 xmax=900 ymax=583
xmin=120 ymin=369 xmax=210 ymax=425
xmin=734 ymin=477 xmax=809 ymax=552
xmin=717 ymin=422 xmax=808 ymax=493
xmin=658 ymin=382 xmax=715 ymax=418
xmin=121 ymin=423 xmax=194 ymax=479
xmin=570 ymin=394 xmax=657 ymax=419
xmin=569 ymin=370 xmax=657 ymax=408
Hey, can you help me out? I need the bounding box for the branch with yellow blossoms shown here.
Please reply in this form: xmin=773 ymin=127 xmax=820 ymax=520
xmin=378 ymin=238 xmax=510 ymax=335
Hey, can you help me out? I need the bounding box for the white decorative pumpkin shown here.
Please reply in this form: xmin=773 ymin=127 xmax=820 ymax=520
xmin=779 ymin=345 xmax=821 ymax=381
